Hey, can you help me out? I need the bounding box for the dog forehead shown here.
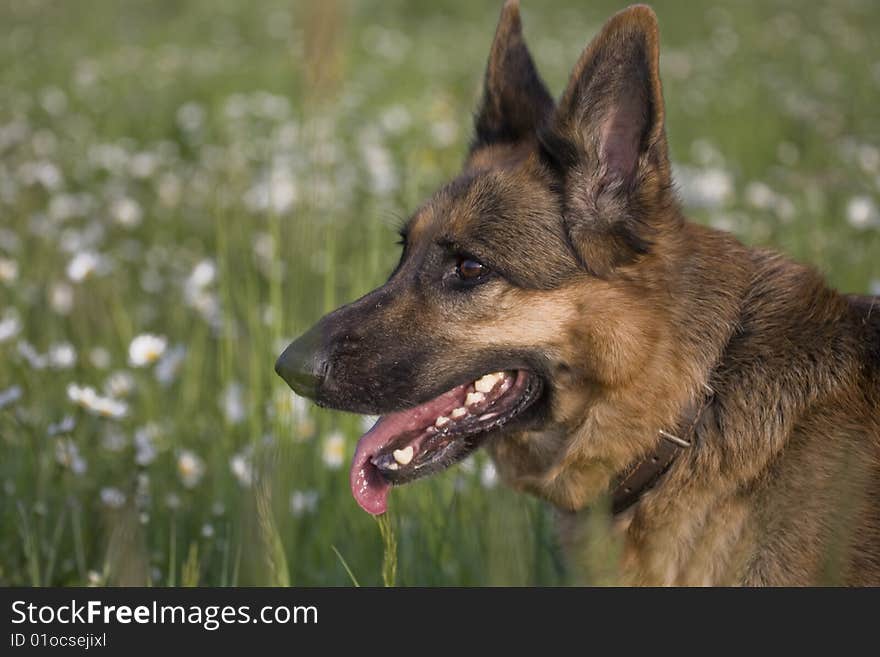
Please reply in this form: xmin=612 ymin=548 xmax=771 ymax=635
xmin=404 ymin=173 xmax=488 ymax=239
xmin=409 ymin=166 xmax=538 ymax=240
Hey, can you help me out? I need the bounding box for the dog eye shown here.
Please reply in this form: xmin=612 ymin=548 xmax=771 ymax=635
xmin=456 ymin=256 xmax=489 ymax=281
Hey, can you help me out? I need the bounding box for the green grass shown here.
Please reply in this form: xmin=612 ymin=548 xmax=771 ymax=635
xmin=0 ymin=0 xmax=878 ymax=586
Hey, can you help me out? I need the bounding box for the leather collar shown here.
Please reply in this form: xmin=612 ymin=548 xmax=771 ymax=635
xmin=611 ymin=384 xmax=715 ymax=515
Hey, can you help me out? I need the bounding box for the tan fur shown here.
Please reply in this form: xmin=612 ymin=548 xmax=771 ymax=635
xmin=477 ymin=220 xmax=880 ymax=584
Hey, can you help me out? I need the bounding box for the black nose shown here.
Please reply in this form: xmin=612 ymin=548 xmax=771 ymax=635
xmin=274 ymin=324 xmax=327 ymax=399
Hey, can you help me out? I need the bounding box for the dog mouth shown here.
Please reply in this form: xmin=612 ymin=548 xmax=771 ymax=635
xmin=349 ymin=369 xmax=542 ymax=514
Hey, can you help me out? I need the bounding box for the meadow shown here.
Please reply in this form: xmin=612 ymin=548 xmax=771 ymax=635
xmin=1 ymin=0 xmax=878 ymax=586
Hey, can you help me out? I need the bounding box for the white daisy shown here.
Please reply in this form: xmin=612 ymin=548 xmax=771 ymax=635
xmin=66 ymin=251 xmax=105 ymax=282
xmin=480 ymin=461 xmax=498 ymax=489
xmin=48 ymin=342 xmax=76 ymax=369
xmin=17 ymin=341 xmax=47 ymax=369
xmin=846 ymin=195 xmax=879 ymax=229
xmin=177 ymin=449 xmax=205 ymax=488
xmin=220 ymin=381 xmax=246 ymax=424
xmin=290 ymin=489 xmax=319 ymax=517
xmin=185 ymin=259 xmax=216 ymax=293
xmin=66 ymin=383 xmax=128 ymax=418
xmin=104 ymin=370 xmax=135 ymax=398
xmin=49 ymin=281 xmax=74 ymax=315
xmin=0 ymin=257 xmax=18 ymax=283
xmin=109 ymin=197 xmax=143 ymax=228
xmin=675 ymin=165 xmax=734 ymax=210
xmin=55 ymin=438 xmax=87 ymax=475
xmin=134 ymin=425 xmax=159 ymax=466
xmin=322 ymin=432 xmax=346 ymax=470
xmin=47 ymin=415 xmax=75 ymax=436
xmin=0 ymin=310 xmax=21 ymax=343
xmin=128 ymin=333 xmax=167 ymax=367
xmin=176 ymin=102 xmax=205 ymax=133
xmin=100 ymin=487 xmax=126 ymax=509
xmin=229 ymin=451 xmax=253 ymax=487
xmin=155 ymin=344 xmax=186 ymax=385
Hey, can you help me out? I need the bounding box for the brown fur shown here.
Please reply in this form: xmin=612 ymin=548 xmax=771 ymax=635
xmin=277 ymin=1 xmax=880 ymax=585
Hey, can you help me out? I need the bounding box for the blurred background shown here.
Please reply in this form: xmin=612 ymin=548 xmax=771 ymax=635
xmin=1 ymin=0 xmax=878 ymax=586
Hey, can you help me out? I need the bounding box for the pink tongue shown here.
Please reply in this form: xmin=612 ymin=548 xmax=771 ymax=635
xmin=349 ymin=386 xmax=466 ymax=515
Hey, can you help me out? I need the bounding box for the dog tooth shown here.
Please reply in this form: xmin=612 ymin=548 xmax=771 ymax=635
xmin=474 ymin=373 xmax=501 ymax=393
xmin=465 ymin=391 xmax=485 ymax=407
xmin=451 ymin=407 xmax=467 ymax=419
xmin=479 ymin=412 xmax=499 ymax=421
xmin=435 ymin=415 xmax=450 ymax=428
xmin=386 ymin=461 xmax=399 ymax=471
xmin=393 ymin=446 xmax=414 ymax=465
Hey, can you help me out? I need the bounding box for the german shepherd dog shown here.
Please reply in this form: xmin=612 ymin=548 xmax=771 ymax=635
xmin=276 ymin=2 xmax=880 ymax=585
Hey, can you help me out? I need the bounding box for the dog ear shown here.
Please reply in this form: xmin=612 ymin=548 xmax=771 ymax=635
xmin=543 ymin=5 xmax=675 ymax=276
xmin=470 ymin=0 xmax=554 ymax=153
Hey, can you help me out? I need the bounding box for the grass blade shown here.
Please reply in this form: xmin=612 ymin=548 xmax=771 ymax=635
xmin=331 ymin=545 xmax=360 ymax=587
xmin=376 ymin=514 xmax=397 ymax=588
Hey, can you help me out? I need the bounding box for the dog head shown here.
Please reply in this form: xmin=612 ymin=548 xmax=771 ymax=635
xmin=276 ymin=2 xmax=686 ymax=513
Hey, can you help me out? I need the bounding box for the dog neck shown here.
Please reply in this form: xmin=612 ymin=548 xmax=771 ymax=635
xmin=610 ymin=382 xmax=716 ymax=515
